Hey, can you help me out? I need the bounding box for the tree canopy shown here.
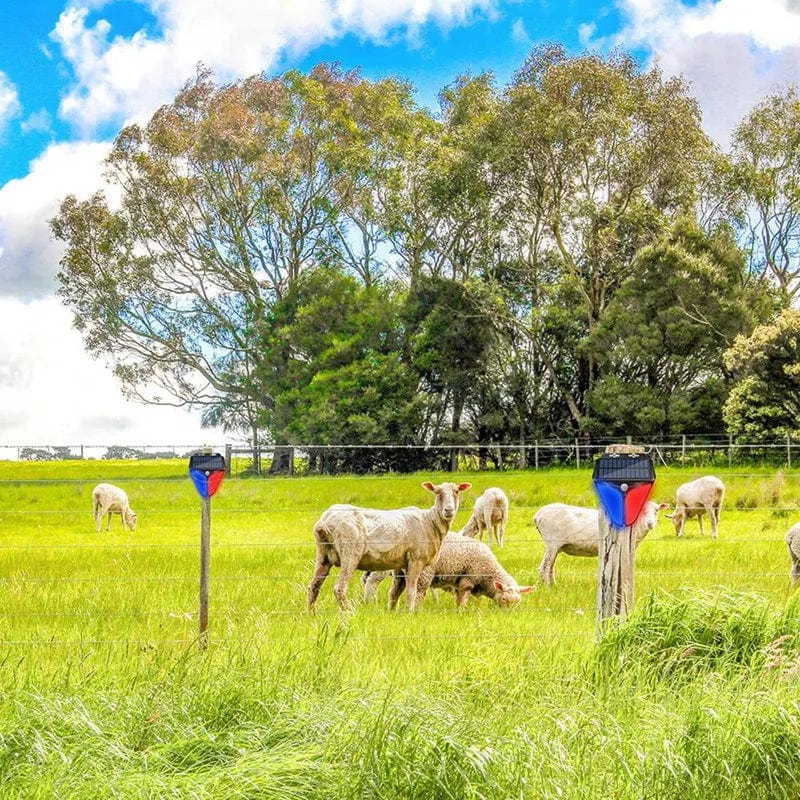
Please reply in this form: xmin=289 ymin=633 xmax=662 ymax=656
xmin=51 ymin=49 xmax=799 ymax=466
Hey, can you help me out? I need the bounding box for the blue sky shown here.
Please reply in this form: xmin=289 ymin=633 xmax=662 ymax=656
xmin=0 ymin=0 xmax=798 ymax=448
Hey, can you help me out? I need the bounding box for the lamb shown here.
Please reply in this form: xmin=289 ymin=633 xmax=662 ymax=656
xmin=665 ymin=475 xmax=725 ymax=538
xmin=534 ymin=500 xmax=668 ymax=586
xmin=92 ymin=482 xmax=137 ymax=532
xmin=306 ymin=480 xmax=471 ymax=612
xmin=365 ymin=532 xmax=534 ymax=608
xmin=786 ymin=523 xmax=800 ymax=585
xmin=460 ymin=487 xmax=509 ymax=547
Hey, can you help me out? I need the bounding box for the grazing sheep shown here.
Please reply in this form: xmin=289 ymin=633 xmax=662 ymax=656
xmin=307 ymin=481 xmax=471 ymax=612
xmin=461 ymin=487 xmax=509 ymax=547
xmin=366 ymin=532 xmax=534 ymax=609
xmin=92 ymin=483 xmax=137 ymax=532
xmin=786 ymin=523 xmax=800 ymax=585
xmin=534 ymin=500 xmax=668 ymax=586
xmin=666 ymin=475 xmax=725 ymax=538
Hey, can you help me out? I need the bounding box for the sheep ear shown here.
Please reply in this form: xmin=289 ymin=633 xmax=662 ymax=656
xmin=458 ymin=482 xmax=472 ymax=492
xmin=519 ymin=586 xmax=536 ymax=594
xmin=494 ymin=580 xmax=505 ymax=591
xmin=657 ymin=502 xmax=670 ymax=510
xmin=422 ymin=481 xmax=435 ymax=492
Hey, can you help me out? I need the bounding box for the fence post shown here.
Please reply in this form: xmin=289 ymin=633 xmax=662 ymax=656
xmin=534 ymin=441 xmax=539 ymax=470
xmin=681 ymin=435 xmax=686 ymax=464
xmin=224 ymin=444 xmax=232 ymax=475
xmin=575 ymin=439 xmax=580 ymax=469
xmin=594 ymin=444 xmax=655 ymax=636
xmin=289 ymin=446 xmax=295 ymax=476
xmin=728 ymin=434 xmax=733 ymax=468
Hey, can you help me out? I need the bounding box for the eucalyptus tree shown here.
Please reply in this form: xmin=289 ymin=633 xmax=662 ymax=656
xmin=51 ymin=65 xmax=421 ymax=445
xmin=491 ymin=45 xmax=714 ymax=431
xmin=729 ymin=87 xmax=800 ymax=304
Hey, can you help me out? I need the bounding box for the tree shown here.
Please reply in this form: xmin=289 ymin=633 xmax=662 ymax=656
xmin=584 ymin=218 xmax=773 ymax=437
xmin=261 ymin=267 xmax=425 ymax=472
xmin=51 ymin=65 xmax=423 ymax=443
xmin=723 ymin=308 xmax=800 ymax=440
xmin=729 ymin=87 xmax=800 ymax=304
xmin=491 ymin=45 xmax=714 ymax=431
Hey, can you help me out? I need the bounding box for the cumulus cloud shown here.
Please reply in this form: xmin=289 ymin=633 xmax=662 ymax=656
xmin=51 ymin=0 xmax=494 ymax=133
xmin=0 ymin=296 xmax=221 ymax=448
xmin=608 ymin=0 xmax=800 ymax=146
xmin=0 ymin=71 xmax=21 ymax=132
xmin=0 ymin=141 xmax=110 ymax=299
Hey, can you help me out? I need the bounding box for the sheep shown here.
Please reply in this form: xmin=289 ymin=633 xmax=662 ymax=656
xmin=461 ymin=487 xmax=509 ymax=547
xmin=365 ymin=532 xmax=534 ymax=609
xmin=534 ymin=500 xmax=668 ymax=586
xmin=92 ymin=482 xmax=137 ymax=532
xmin=665 ymin=475 xmax=725 ymax=538
xmin=786 ymin=523 xmax=800 ymax=585
xmin=306 ymin=480 xmax=472 ymax=612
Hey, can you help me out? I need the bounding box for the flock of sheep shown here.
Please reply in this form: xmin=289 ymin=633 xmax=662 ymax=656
xmin=89 ymin=474 xmax=800 ymax=609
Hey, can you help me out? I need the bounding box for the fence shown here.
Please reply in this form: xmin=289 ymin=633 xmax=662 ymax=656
xmin=3 ymin=435 xmax=800 ymax=475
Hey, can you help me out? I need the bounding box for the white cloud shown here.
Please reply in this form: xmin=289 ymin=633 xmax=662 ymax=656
xmin=603 ymin=0 xmax=800 ymax=146
xmin=52 ymin=0 xmax=495 ymax=133
xmin=0 ymin=141 xmax=110 ymax=299
xmin=0 ymin=71 xmax=21 ymax=131
xmin=0 ymin=296 xmax=222 ymax=450
xmin=20 ymin=109 xmax=53 ymax=135
xmin=511 ymin=17 xmax=530 ymax=44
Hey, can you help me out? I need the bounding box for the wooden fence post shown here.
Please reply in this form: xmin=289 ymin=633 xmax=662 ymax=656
xmin=596 ymin=508 xmax=637 ymax=633
xmin=594 ymin=444 xmax=654 ymax=635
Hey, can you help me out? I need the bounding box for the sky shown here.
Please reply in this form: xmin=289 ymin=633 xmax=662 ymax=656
xmin=0 ymin=0 xmax=799 ymax=450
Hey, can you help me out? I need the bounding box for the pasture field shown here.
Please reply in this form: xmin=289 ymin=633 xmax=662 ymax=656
xmin=1 ymin=460 xmax=800 ymax=798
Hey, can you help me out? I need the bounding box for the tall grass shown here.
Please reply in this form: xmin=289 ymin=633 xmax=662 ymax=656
xmin=1 ymin=461 xmax=800 ymax=797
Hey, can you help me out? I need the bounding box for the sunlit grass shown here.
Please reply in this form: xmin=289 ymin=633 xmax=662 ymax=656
xmin=1 ymin=460 xmax=800 ymax=797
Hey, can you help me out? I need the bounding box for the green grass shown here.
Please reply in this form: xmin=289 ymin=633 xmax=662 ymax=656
xmin=1 ymin=461 xmax=800 ymax=798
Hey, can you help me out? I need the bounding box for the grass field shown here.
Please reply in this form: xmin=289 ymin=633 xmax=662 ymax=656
xmin=1 ymin=460 xmax=800 ymax=798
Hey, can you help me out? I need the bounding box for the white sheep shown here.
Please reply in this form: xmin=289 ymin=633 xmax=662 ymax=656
xmin=92 ymin=482 xmax=137 ymax=532
xmin=666 ymin=475 xmax=725 ymax=538
xmin=365 ymin=532 xmax=534 ymax=608
xmin=307 ymin=480 xmax=472 ymax=612
xmin=786 ymin=523 xmax=800 ymax=585
xmin=534 ymin=500 xmax=668 ymax=586
xmin=460 ymin=487 xmax=509 ymax=547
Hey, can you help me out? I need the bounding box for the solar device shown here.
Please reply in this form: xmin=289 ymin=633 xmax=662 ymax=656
xmin=592 ymin=450 xmax=655 ymax=528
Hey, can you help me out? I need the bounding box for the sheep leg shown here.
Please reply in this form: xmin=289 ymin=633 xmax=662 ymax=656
xmin=538 ymin=550 xmax=557 ymax=586
xmin=106 ymin=512 xmax=112 ymax=532
xmin=362 ymin=571 xmax=386 ymax=603
xmin=94 ymin=503 xmax=102 ymax=533
xmin=332 ymin=561 xmax=356 ymax=611
xmin=307 ymin=557 xmax=332 ymax=611
xmin=698 ymin=514 xmax=704 ymax=536
xmin=455 ymin=587 xmax=471 ymax=609
xmin=710 ymin=506 xmax=720 ymax=539
xmin=405 ymin=561 xmax=426 ymax=610
xmin=388 ymin=572 xmax=406 ymax=610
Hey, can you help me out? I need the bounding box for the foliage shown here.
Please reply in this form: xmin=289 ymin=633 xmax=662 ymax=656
xmin=723 ymin=308 xmax=800 ymax=440
xmin=729 ymin=87 xmax=800 ymax=303
xmin=583 ymin=217 xmax=774 ymax=436
xmin=50 ymin=50 xmax=800 ymax=447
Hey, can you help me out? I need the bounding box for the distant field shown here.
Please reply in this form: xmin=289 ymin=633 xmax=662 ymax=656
xmin=1 ymin=460 xmax=800 ymax=798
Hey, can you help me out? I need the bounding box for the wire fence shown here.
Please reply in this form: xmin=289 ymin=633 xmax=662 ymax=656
xmin=3 ymin=434 xmax=800 ymax=474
